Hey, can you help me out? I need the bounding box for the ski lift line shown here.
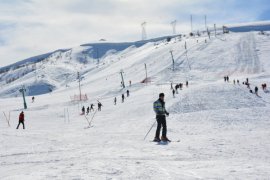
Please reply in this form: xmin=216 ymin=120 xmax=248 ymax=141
xmin=231 ymin=84 xmax=270 ymax=105
xmin=242 ymin=83 xmax=270 ymax=104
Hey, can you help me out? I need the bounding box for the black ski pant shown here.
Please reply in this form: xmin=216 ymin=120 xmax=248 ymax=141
xmin=155 ymin=115 xmax=167 ymax=138
xmin=16 ymin=120 xmax=25 ymax=129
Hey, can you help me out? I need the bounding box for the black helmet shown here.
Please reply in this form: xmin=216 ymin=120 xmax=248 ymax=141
xmin=159 ymin=93 xmax=165 ymax=98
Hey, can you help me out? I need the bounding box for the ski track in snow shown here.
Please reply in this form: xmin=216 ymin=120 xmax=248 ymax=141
xmin=0 ymin=32 xmax=270 ymax=179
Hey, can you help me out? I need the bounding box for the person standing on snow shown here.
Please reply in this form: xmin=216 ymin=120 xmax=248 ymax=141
xmin=186 ymin=81 xmax=189 ymax=87
xmin=175 ymin=85 xmax=179 ymax=94
xmin=127 ymin=90 xmax=130 ymax=97
xmin=32 ymin=96 xmax=35 ymax=103
xmin=172 ymin=89 xmax=175 ymax=98
xmin=16 ymin=111 xmax=25 ymax=129
xmin=98 ymin=102 xmax=103 ymax=111
xmin=86 ymin=107 xmax=90 ymax=115
xmin=90 ymin=104 xmax=95 ymax=111
xmin=81 ymin=106 xmax=85 ymax=115
xmin=179 ymin=83 xmax=183 ymax=90
xmin=114 ymin=97 xmax=117 ymax=105
xmin=153 ymin=93 xmax=170 ymax=142
xmin=122 ymin=94 xmax=125 ymax=103
xmin=255 ymin=86 xmax=259 ymax=95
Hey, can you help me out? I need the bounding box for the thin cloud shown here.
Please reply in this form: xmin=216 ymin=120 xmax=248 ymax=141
xmin=0 ymin=0 xmax=269 ymax=67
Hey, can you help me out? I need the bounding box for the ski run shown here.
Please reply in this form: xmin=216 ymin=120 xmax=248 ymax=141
xmin=1 ymin=30 xmax=270 ymax=179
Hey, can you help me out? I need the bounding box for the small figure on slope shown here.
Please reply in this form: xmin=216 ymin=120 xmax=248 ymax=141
xmin=98 ymin=102 xmax=103 ymax=111
xmin=86 ymin=107 xmax=90 ymax=115
xmin=81 ymin=106 xmax=85 ymax=115
xmin=90 ymin=104 xmax=95 ymax=111
xmin=122 ymin=94 xmax=125 ymax=103
xmin=114 ymin=97 xmax=117 ymax=105
xmin=16 ymin=111 xmax=25 ymax=129
xmin=172 ymin=89 xmax=175 ymax=98
xmin=255 ymin=86 xmax=259 ymax=96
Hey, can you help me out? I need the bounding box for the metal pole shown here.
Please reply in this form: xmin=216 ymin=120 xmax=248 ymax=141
xmin=170 ymin=51 xmax=175 ymax=71
xmin=19 ymin=86 xmax=27 ymax=109
xmin=144 ymin=120 xmax=156 ymax=140
xmin=77 ymin=72 xmax=82 ymax=101
xmin=120 ymin=70 xmax=125 ymax=88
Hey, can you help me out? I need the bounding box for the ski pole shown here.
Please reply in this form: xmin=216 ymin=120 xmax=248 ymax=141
xmin=89 ymin=109 xmax=98 ymax=126
xmin=143 ymin=119 xmax=156 ymax=140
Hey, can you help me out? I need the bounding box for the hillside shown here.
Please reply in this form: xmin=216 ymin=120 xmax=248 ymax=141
xmin=0 ymin=31 xmax=270 ymax=179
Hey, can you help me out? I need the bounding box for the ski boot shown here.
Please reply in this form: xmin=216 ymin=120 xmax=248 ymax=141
xmin=153 ymin=137 xmax=161 ymax=142
xmin=161 ymin=136 xmax=171 ymax=142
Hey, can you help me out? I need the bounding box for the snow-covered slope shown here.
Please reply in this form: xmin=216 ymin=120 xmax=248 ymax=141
xmin=0 ymin=31 xmax=270 ymax=179
xmin=0 ymin=35 xmax=179 ymax=97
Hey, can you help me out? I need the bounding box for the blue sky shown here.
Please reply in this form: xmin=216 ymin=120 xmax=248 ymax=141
xmin=0 ymin=0 xmax=270 ymax=66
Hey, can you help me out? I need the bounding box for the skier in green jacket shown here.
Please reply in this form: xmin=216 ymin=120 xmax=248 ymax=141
xmin=153 ymin=93 xmax=170 ymax=142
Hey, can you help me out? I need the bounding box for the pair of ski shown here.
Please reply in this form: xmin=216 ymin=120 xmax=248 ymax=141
xmin=84 ymin=109 xmax=98 ymax=129
xmin=151 ymin=139 xmax=180 ymax=144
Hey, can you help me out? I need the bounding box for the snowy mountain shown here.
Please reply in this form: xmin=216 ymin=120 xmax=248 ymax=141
xmin=0 ymin=35 xmax=179 ymax=97
xmin=0 ymin=28 xmax=270 ymax=179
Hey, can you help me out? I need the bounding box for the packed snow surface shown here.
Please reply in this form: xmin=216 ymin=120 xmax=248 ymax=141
xmin=0 ymin=31 xmax=270 ymax=179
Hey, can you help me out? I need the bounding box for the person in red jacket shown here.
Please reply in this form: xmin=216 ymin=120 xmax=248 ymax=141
xmin=16 ymin=111 xmax=25 ymax=129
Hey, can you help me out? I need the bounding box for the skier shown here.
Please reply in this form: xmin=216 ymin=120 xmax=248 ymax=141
xmin=186 ymin=81 xmax=188 ymax=87
xmin=127 ymin=90 xmax=130 ymax=97
xmin=179 ymin=83 xmax=183 ymax=90
xmin=224 ymin=76 xmax=226 ymax=82
xmin=255 ymin=86 xmax=259 ymax=95
xmin=246 ymin=78 xmax=249 ymax=83
xmin=81 ymin=106 xmax=85 ymax=115
xmin=237 ymin=80 xmax=240 ymax=84
xmin=98 ymin=102 xmax=103 ymax=111
xmin=171 ymin=83 xmax=173 ymax=90
xmin=16 ymin=111 xmax=25 ymax=129
xmin=172 ymin=89 xmax=175 ymax=98
xmin=175 ymin=85 xmax=179 ymax=94
xmin=247 ymin=82 xmax=250 ymax=89
xmin=32 ymin=96 xmax=35 ymax=103
xmin=122 ymin=94 xmax=125 ymax=103
xmin=86 ymin=107 xmax=90 ymax=115
xmin=90 ymin=104 xmax=95 ymax=111
xmin=129 ymin=80 xmax=132 ymax=87
xmin=233 ymin=80 xmax=235 ymax=85
xmin=227 ymin=76 xmax=229 ymax=82
xmin=114 ymin=97 xmax=117 ymax=105
xmin=153 ymin=93 xmax=170 ymax=142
